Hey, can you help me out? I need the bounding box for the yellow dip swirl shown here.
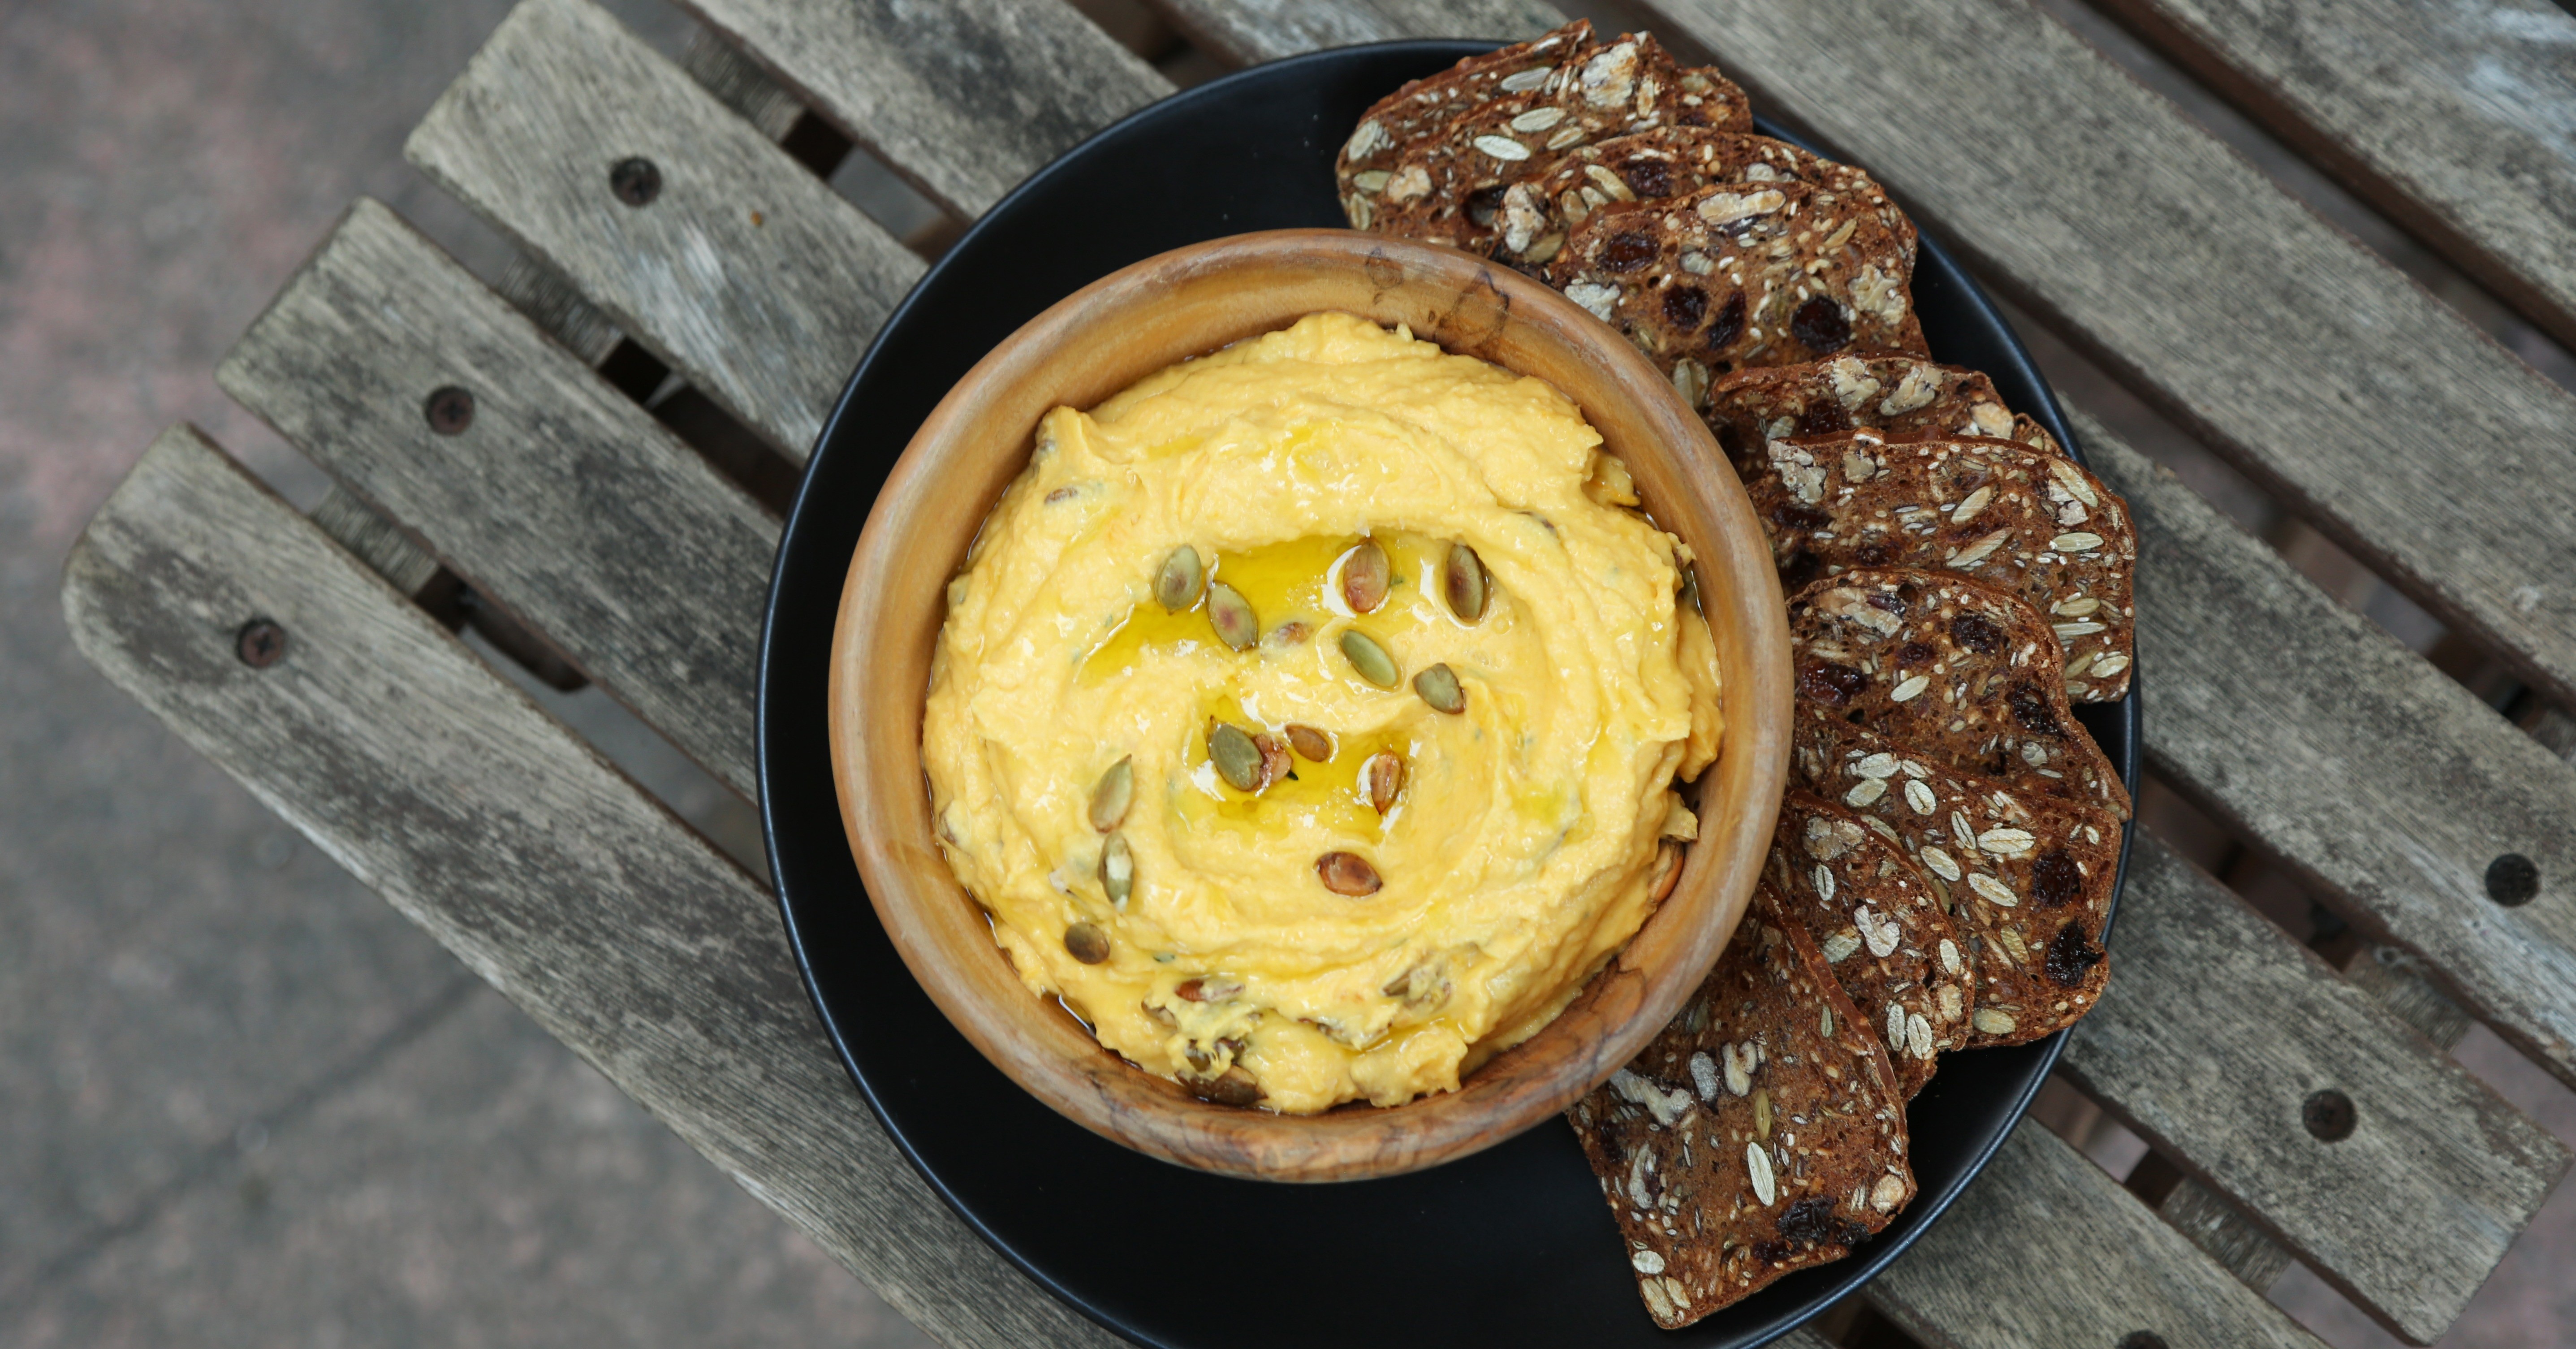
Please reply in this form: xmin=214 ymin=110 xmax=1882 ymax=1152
xmin=922 ymin=312 xmax=1722 ymax=1114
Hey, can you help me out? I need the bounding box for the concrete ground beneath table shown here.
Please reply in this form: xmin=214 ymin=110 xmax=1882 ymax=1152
xmin=0 ymin=0 xmax=2568 ymax=1345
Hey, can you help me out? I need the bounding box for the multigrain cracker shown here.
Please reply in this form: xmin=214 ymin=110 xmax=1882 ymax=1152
xmin=1795 ymin=721 xmax=2115 ymax=1044
xmin=1568 ymin=882 xmax=1913 ymax=1328
xmin=1334 ymin=20 xmax=1596 ymax=225
xmin=1789 ymin=568 xmax=2130 ymax=817
xmin=1483 ymin=127 xmax=1900 ymax=273
xmin=1756 ymin=432 xmax=2135 ymax=701
xmin=1361 ymin=34 xmax=1748 ymax=254
xmin=1768 ymin=789 xmax=1970 ymax=1095
xmin=1704 ymin=355 xmax=2049 ymax=476
xmin=1546 ymin=182 xmax=1926 ymax=397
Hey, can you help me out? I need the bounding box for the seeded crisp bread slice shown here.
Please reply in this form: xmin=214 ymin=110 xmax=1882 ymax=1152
xmin=1768 ymin=789 xmax=1971 ymax=1096
xmin=1795 ymin=720 xmax=2115 ymax=1045
xmin=1790 ymin=567 xmax=2131 ymax=817
xmin=1754 ymin=432 xmax=2136 ymax=702
xmin=1335 ymin=20 xmax=1595 ymax=223
xmin=1567 ymin=882 xmax=1915 ymax=1328
xmin=1546 ymin=182 xmax=1927 ymax=394
xmin=1704 ymin=355 xmax=2042 ymax=476
xmin=1361 ymin=34 xmax=1748 ymax=254
xmin=1498 ymin=128 xmax=1913 ymax=276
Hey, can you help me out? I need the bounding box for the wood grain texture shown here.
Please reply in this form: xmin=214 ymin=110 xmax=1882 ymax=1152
xmin=60 ymin=425 xmax=1124 ymax=1349
xmin=1143 ymin=0 xmax=1559 ymax=66
xmin=2061 ymin=835 xmax=2568 ymax=1343
xmin=833 ymin=231 xmax=1791 ymax=1179
xmin=1636 ymin=0 xmax=2576 ymax=710
xmin=216 ymin=199 xmax=774 ymax=799
xmin=406 ymin=0 xmax=923 ymax=461
xmin=2091 ymin=0 xmax=2576 ymax=351
xmin=2074 ymin=411 xmax=2576 ymax=1090
xmin=1868 ymin=1120 xmax=2327 ymax=1349
xmin=673 ymin=0 xmax=1170 ymax=218
xmin=2160 ymin=1177 xmax=2296 ymax=1292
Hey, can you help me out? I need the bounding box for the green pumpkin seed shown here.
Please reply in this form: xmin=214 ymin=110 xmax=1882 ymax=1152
xmin=1752 ymin=1087 xmax=1773 ymax=1139
xmin=1283 ymin=724 xmax=1333 ymax=762
xmin=1099 ymin=833 xmax=1133 ymax=907
xmin=1154 ymin=546 xmax=1203 ymax=611
xmin=1206 ymin=581 xmax=1258 ymax=651
xmin=1208 ymin=723 xmax=1263 ymax=791
xmin=1340 ymin=538 xmax=1390 ymax=613
xmin=1063 ymin=921 xmax=1111 ymax=965
xmin=1362 ymin=750 xmax=1405 ymax=813
xmin=1444 ymin=542 xmax=1489 ymax=622
xmin=1087 ymin=756 xmax=1133 ymax=832
xmin=1339 ymin=629 xmax=1399 ymax=688
xmin=1413 ymin=662 xmax=1466 ymax=713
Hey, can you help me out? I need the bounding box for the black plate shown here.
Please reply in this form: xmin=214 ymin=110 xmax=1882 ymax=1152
xmin=760 ymin=41 xmax=2138 ymax=1349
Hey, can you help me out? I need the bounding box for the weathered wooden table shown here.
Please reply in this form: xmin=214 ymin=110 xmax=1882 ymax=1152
xmin=60 ymin=1 xmax=2576 ymax=1344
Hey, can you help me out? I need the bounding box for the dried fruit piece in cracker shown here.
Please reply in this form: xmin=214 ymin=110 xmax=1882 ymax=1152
xmin=1500 ymin=128 xmax=1912 ymax=275
xmin=1336 ymin=19 xmax=1596 ymax=222
xmin=1757 ymin=432 xmax=2136 ymax=702
xmin=1769 ymin=788 xmax=1970 ymax=1096
xmin=1362 ymin=34 xmax=1749 ymax=254
xmin=1790 ymin=567 xmax=2130 ymax=817
xmin=1568 ymin=882 xmax=1914 ymax=1328
xmin=1705 ymin=355 xmax=2048 ymax=475
xmin=1547 ymin=182 xmax=1927 ymax=397
xmin=1796 ymin=720 xmax=2115 ymax=1044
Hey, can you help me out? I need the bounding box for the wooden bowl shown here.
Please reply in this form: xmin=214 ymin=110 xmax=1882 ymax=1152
xmin=828 ymin=230 xmax=1791 ymax=1182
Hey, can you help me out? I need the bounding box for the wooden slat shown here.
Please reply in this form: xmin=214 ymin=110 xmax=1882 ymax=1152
xmin=2090 ymin=0 xmax=2576 ymax=351
xmin=673 ymin=0 xmax=1169 ymax=218
xmin=1143 ymin=0 xmax=1558 ymax=66
xmin=60 ymin=424 xmax=1121 ymax=1349
xmin=1868 ymin=1120 xmax=2326 ymax=1349
xmin=2159 ymin=1178 xmax=2295 ymax=1292
xmin=2070 ymin=414 xmax=2576 ymax=1089
xmin=216 ymin=199 xmax=772 ymax=799
xmin=2059 ymin=836 xmax=2567 ymax=1343
xmin=406 ymin=0 xmax=923 ymax=461
xmin=1635 ymin=0 xmax=2576 ymax=712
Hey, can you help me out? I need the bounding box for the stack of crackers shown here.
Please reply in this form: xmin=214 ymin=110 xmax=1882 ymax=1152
xmin=1341 ymin=22 xmax=2137 ymax=1329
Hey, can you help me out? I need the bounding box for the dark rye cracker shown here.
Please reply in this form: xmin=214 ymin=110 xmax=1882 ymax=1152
xmin=1495 ymin=127 xmax=1913 ymax=275
xmin=1334 ymin=19 xmax=1594 ymax=220
xmin=1790 ymin=567 xmax=2131 ymax=817
xmin=1568 ymin=882 xmax=1914 ymax=1328
xmin=1546 ymin=182 xmax=1927 ymax=401
xmin=1705 ymin=355 xmax=2049 ymax=476
xmin=1796 ymin=720 xmax=2116 ymax=1045
xmin=1756 ymin=432 xmax=2136 ymax=702
xmin=1769 ymin=788 xmax=1971 ymax=1096
xmin=1359 ymin=34 xmax=1748 ymax=251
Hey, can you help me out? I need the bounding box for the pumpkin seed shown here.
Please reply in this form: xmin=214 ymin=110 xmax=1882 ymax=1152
xmin=1341 ymin=538 xmax=1390 ymax=613
xmin=1363 ymin=750 xmax=1404 ymax=813
xmin=1206 ymin=581 xmax=1257 ymax=651
xmin=1063 ymin=921 xmax=1110 ymax=965
xmin=1444 ymin=542 xmax=1489 ymax=621
xmin=1339 ymin=629 xmax=1399 ymax=688
xmin=1195 ymin=1066 xmax=1262 ymax=1107
xmin=1414 ymin=662 xmax=1466 ymax=713
xmin=1099 ymin=833 xmax=1133 ymax=907
xmin=1283 ymin=724 xmax=1333 ymax=762
xmin=1208 ymin=723 xmax=1263 ymax=791
xmin=1087 ymin=756 xmax=1132 ymax=832
xmin=1153 ymin=546 xmax=1203 ymax=611
xmin=1316 ymin=851 xmax=1383 ymax=895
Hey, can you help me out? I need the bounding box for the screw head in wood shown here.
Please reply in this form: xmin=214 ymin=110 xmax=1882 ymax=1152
xmin=235 ymin=618 xmax=287 ymax=668
xmin=2485 ymin=853 xmax=2539 ymax=906
xmin=423 ymin=385 xmax=475 ymax=435
xmin=2301 ymin=1088 xmax=2356 ymax=1141
xmin=2118 ymin=1335 xmax=2169 ymax=1349
xmin=609 ymin=156 xmax=663 ymax=206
